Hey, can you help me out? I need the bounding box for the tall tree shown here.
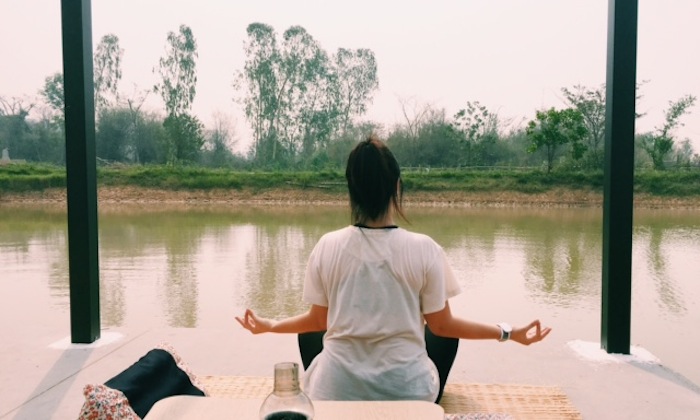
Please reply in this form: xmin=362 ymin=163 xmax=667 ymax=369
xmin=236 ymin=23 xmax=281 ymax=163
xmin=526 ymin=108 xmax=588 ymax=173
xmin=154 ymin=24 xmax=198 ymax=117
xmin=331 ymin=48 xmax=379 ymax=134
xmin=236 ymin=23 xmax=378 ymax=166
xmin=279 ymin=26 xmax=335 ymax=159
xmin=154 ymin=24 xmax=201 ymax=164
xmin=640 ymin=95 xmax=696 ymax=170
xmin=93 ymin=34 xmax=123 ymax=113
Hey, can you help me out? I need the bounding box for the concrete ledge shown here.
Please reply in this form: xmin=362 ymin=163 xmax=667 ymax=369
xmin=1 ymin=328 xmax=698 ymax=419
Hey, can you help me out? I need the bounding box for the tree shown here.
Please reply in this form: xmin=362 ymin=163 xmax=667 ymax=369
xmin=235 ymin=23 xmax=281 ymax=164
xmin=388 ymin=108 xmax=464 ymax=167
xmin=451 ymin=101 xmax=503 ymax=166
xmin=526 ymin=108 xmax=588 ymax=173
xmin=94 ymin=34 xmax=123 ymax=113
xmin=123 ymin=86 xmax=159 ymax=164
xmin=331 ymin=48 xmax=379 ymax=134
xmin=237 ymin=24 xmax=335 ymax=165
xmin=560 ymin=82 xmax=649 ymax=170
xmin=236 ymin=23 xmax=379 ymax=167
xmin=39 ymin=35 xmax=123 ymax=127
xmin=163 ymin=113 xmax=204 ymax=163
xmin=154 ymin=25 xmax=198 ymax=116
xmin=0 ymin=96 xmax=34 ymax=117
xmin=124 ymin=109 xmax=166 ymax=164
xmin=277 ymin=26 xmax=331 ymax=159
xmin=561 ymin=84 xmax=606 ymax=169
xmin=639 ymin=95 xmax=696 ymax=170
xmin=96 ymin=107 xmax=132 ymax=162
xmin=0 ymin=96 xmax=34 ymax=159
xmin=39 ymin=72 xmax=65 ymax=128
xmin=1 ymin=98 xmax=64 ymax=164
xmin=323 ymin=121 xmax=383 ymax=168
xmin=397 ymin=96 xmax=435 ymax=139
xmin=154 ymin=24 xmax=200 ymax=164
xmin=202 ymin=112 xmax=237 ymax=167
xmin=674 ymin=139 xmax=695 ymax=168
xmin=35 ymin=73 xmax=68 ymax=163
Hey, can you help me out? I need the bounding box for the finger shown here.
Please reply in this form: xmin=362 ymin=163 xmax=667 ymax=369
xmin=528 ymin=319 xmax=541 ymax=332
xmin=531 ymin=326 xmax=551 ymax=343
xmin=236 ymin=317 xmax=254 ymax=332
xmin=245 ymin=309 xmax=256 ymax=324
xmin=540 ymin=327 xmax=552 ymax=339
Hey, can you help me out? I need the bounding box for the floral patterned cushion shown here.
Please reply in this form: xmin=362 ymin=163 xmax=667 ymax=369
xmin=77 ymin=384 xmax=139 ymax=420
xmin=155 ymin=342 xmax=208 ymax=395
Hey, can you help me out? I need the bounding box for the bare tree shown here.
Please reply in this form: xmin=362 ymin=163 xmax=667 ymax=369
xmin=397 ymin=96 xmax=436 ymax=139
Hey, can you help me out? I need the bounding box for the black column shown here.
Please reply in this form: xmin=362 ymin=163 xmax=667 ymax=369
xmin=61 ymin=0 xmax=100 ymax=343
xmin=601 ymin=0 xmax=638 ymax=354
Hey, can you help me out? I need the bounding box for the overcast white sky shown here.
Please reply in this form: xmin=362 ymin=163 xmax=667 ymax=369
xmin=1 ymin=0 xmax=698 ymax=152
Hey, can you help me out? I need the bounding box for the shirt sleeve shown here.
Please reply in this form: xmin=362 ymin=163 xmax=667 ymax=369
xmin=303 ymin=239 xmax=328 ymax=307
xmin=421 ymin=244 xmax=461 ymax=314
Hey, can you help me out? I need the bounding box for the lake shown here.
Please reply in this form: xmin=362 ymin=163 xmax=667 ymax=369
xmin=0 ymin=203 xmax=698 ymax=386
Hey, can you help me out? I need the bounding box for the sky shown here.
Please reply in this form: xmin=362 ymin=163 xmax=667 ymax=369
xmin=1 ymin=0 xmax=698 ymax=153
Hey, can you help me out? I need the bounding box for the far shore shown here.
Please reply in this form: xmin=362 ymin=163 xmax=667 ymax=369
xmin=2 ymin=186 xmax=700 ymax=209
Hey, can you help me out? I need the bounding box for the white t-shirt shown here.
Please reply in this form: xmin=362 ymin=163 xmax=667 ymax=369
xmin=301 ymin=225 xmax=461 ymax=401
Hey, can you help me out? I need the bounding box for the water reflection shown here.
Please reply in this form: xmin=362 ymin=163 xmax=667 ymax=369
xmin=634 ymin=210 xmax=700 ymax=321
xmin=519 ymin=211 xmax=602 ymax=307
xmin=411 ymin=208 xmax=603 ymax=308
xmin=1 ymin=203 xmax=699 ymax=384
xmin=245 ymin=226 xmax=312 ymax=319
xmin=1 ymin=205 xmax=697 ymax=325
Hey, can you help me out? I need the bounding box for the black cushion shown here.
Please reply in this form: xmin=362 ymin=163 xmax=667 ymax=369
xmin=104 ymin=348 xmax=205 ymax=418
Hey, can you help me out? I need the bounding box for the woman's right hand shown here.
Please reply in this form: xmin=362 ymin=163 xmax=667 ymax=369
xmin=235 ymin=309 xmax=273 ymax=334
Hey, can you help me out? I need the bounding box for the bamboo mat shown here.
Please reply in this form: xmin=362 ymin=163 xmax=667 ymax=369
xmin=440 ymin=383 xmax=581 ymax=420
xmin=199 ymin=376 xmax=582 ymax=420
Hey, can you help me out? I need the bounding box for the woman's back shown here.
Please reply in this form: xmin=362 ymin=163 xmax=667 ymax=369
xmin=301 ymin=226 xmax=460 ymax=401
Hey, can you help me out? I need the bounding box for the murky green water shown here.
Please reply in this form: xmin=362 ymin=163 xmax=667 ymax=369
xmin=0 ymin=203 xmax=698 ymax=385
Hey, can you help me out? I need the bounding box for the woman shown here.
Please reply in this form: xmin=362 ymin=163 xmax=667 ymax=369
xmin=236 ymin=136 xmax=551 ymax=403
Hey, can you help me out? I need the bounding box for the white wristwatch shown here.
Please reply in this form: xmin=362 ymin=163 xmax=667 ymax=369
xmin=497 ymin=323 xmax=512 ymax=342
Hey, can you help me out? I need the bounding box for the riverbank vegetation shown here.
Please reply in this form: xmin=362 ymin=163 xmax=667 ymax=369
xmin=3 ymin=163 xmax=700 ymax=200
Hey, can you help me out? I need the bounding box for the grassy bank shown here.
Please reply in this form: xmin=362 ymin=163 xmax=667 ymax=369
xmin=1 ymin=163 xmax=700 ymax=206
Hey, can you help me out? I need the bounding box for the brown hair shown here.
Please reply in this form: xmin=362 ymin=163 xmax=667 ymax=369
xmin=345 ymin=135 xmax=407 ymax=224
